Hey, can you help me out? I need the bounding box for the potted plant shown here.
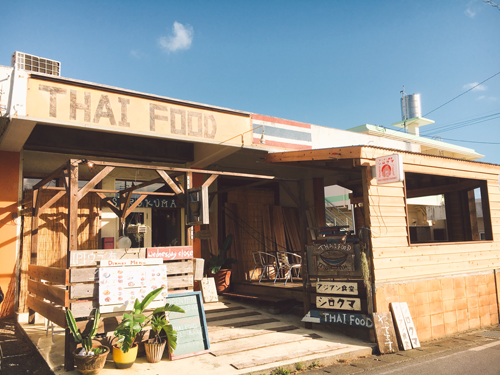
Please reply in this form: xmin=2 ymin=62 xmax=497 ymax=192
xmin=143 ymin=311 xmax=181 ymax=363
xmin=113 ymin=287 xmax=184 ymax=368
xmin=66 ymin=308 xmax=109 ymax=375
xmin=206 ymin=234 xmax=238 ymax=293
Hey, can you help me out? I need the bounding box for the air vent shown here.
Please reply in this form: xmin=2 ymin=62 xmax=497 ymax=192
xmin=11 ymin=51 xmax=61 ymax=76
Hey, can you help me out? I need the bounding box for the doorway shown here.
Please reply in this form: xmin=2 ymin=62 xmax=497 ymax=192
xmin=152 ymin=208 xmax=179 ymax=247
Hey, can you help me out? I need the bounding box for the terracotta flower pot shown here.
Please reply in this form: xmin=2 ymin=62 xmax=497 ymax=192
xmin=214 ymin=269 xmax=232 ymax=293
xmin=112 ymin=343 xmax=138 ymax=369
xmin=72 ymin=346 xmax=109 ymax=375
xmin=144 ymin=339 xmax=166 ymax=363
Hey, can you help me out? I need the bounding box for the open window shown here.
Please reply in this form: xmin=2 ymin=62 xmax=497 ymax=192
xmin=405 ymin=172 xmax=493 ymax=244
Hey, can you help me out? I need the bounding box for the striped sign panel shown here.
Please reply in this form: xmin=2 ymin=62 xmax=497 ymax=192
xmin=252 ymin=114 xmax=312 ymax=150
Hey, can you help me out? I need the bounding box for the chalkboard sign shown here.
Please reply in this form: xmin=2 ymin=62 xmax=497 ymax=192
xmin=166 ymin=291 xmax=210 ymax=360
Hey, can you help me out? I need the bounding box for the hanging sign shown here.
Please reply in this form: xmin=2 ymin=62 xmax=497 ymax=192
xmin=375 ymin=154 xmax=404 ymax=184
xmin=147 ymin=246 xmax=194 ymax=260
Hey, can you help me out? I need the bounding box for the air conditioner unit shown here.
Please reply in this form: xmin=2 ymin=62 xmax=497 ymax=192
xmin=11 ymin=51 xmax=61 ymax=76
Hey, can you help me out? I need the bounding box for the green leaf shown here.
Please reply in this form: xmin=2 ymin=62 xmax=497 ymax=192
xmin=65 ymin=309 xmax=82 ymax=343
xmin=139 ymin=287 xmax=164 ymax=312
xmin=153 ymin=304 xmax=185 ymax=315
xmin=89 ymin=308 xmax=100 ymax=338
xmin=164 ymin=325 xmax=178 ymax=353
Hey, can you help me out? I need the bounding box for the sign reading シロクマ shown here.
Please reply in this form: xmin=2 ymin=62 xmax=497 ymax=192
xmin=27 ymin=78 xmax=251 ymax=147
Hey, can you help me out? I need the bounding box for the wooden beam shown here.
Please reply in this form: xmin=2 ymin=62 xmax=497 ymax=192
xmin=119 ymin=191 xmax=133 ymax=220
xmin=124 ymin=195 xmax=148 ymax=218
xmin=28 ymin=265 xmax=69 ymax=285
xmin=96 ymin=192 xmax=121 ymax=217
xmin=32 ymin=162 xmax=68 ymax=190
xmin=39 ymin=190 xmax=66 ymax=216
xmin=28 ymin=279 xmax=68 ymax=307
xmin=157 ymin=170 xmax=183 ymax=195
xmin=175 ymin=177 xmax=185 ymax=194
xmin=76 ymin=166 xmax=114 ymax=202
xmin=27 ymin=295 xmax=67 ymax=328
xmin=406 ymin=179 xmax=481 ymax=199
xmin=202 ymin=174 xmax=218 ymax=188
xmin=44 ymin=186 xmax=175 ymax=196
xmin=68 ymin=160 xmax=79 ymax=253
xmin=90 ymin=160 xmax=297 ymax=181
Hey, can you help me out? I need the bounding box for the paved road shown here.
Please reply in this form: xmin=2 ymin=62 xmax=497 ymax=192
xmin=363 ymin=340 xmax=500 ymax=375
xmin=304 ymin=328 xmax=500 ymax=375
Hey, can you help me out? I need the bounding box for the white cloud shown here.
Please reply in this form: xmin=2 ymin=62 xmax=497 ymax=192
xmin=159 ymin=22 xmax=194 ymax=53
xmin=463 ymin=82 xmax=487 ymax=91
xmin=130 ymin=50 xmax=142 ymax=58
xmin=476 ymin=95 xmax=498 ymax=102
xmin=465 ymin=8 xmax=476 ymax=18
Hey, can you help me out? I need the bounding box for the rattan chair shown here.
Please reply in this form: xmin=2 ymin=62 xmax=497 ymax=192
xmin=250 ymin=251 xmax=277 ymax=282
xmin=275 ymin=251 xmax=302 ymax=285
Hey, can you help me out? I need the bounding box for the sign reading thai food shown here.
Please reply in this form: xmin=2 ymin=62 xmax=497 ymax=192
xmin=307 ymin=243 xmax=357 ymax=277
xmin=375 ymin=154 xmax=404 ymax=184
xmin=98 ymin=258 xmax=167 ymax=312
xmin=302 ymin=310 xmax=373 ymax=328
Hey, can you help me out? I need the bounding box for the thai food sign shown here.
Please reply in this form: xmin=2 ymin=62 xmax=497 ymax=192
xmin=375 ymin=154 xmax=404 ymax=184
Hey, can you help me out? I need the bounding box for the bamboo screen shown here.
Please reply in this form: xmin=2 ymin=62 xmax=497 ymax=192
xmin=18 ymin=189 xmax=100 ymax=313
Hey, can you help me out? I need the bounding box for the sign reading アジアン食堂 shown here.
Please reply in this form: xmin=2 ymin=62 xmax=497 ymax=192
xmin=26 ymin=78 xmax=251 ymax=147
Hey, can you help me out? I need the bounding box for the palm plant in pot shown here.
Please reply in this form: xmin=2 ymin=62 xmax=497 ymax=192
xmin=206 ymin=234 xmax=238 ymax=293
xmin=66 ymin=308 xmax=109 ymax=375
xmin=113 ymin=287 xmax=184 ymax=368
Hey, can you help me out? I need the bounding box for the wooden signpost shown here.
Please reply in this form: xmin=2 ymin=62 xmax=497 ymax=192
xmin=302 ymin=310 xmax=373 ymax=328
xmin=400 ymin=302 xmax=420 ymax=348
xmin=307 ymin=243 xmax=362 ymax=277
xmin=200 ymin=278 xmax=218 ymax=303
xmin=390 ymin=302 xmax=412 ymax=350
xmin=166 ymin=291 xmax=210 ymax=360
xmin=373 ymin=312 xmax=399 ymax=354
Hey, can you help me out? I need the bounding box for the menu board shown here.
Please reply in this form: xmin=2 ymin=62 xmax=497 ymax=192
xmin=98 ymin=258 xmax=167 ymax=311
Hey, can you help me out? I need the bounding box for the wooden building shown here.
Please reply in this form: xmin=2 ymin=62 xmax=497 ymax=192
xmin=266 ymin=146 xmax=500 ymax=341
xmin=1 ymin=54 xmax=499 ymax=353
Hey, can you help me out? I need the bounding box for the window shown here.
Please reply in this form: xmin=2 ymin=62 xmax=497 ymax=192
xmin=406 ymin=172 xmax=492 ymax=244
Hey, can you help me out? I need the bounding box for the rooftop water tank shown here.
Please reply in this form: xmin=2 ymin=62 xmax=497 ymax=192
xmin=401 ymin=93 xmax=421 ymax=121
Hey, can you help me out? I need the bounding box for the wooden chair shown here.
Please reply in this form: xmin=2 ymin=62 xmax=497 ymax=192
xmin=250 ymin=252 xmax=277 ymax=282
xmin=275 ymin=251 xmax=302 ymax=285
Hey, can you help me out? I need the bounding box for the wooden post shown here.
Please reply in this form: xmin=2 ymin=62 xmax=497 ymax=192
xmin=361 ymin=165 xmax=376 ymax=342
xmin=299 ymin=180 xmax=312 ymax=328
xmin=28 ymin=188 xmax=40 ymax=324
xmin=65 ymin=160 xmax=79 ymax=371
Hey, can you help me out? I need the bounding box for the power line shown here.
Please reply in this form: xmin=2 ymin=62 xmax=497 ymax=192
xmin=423 ymin=70 xmax=500 ymax=118
xmin=421 ymin=112 xmax=500 ymax=136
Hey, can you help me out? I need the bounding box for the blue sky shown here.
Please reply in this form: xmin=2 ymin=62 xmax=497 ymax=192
xmin=2 ymin=0 xmax=500 ymax=162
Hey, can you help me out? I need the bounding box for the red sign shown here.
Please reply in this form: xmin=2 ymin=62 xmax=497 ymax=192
xmin=147 ymin=246 xmax=194 ymax=260
xmin=375 ymin=154 xmax=404 ymax=184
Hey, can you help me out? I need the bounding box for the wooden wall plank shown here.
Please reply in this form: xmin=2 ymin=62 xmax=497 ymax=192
xmin=375 ymin=258 xmax=500 ymax=282
xmin=373 ymin=241 xmax=500 ymax=258
xmin=28 ymin=279 xmax=68 ymax=307
xmin=28 ymin=265 xmax=68 ymax=285
xmin=371 ymin=237 xmax=408 ymax=248
xmin=27 ymin=295 xmax=67 ymax=328
xmin=69 ymin=260 xmax=193 ymax=283
xmin=374 ymin=250 xmax=500 ymax=270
